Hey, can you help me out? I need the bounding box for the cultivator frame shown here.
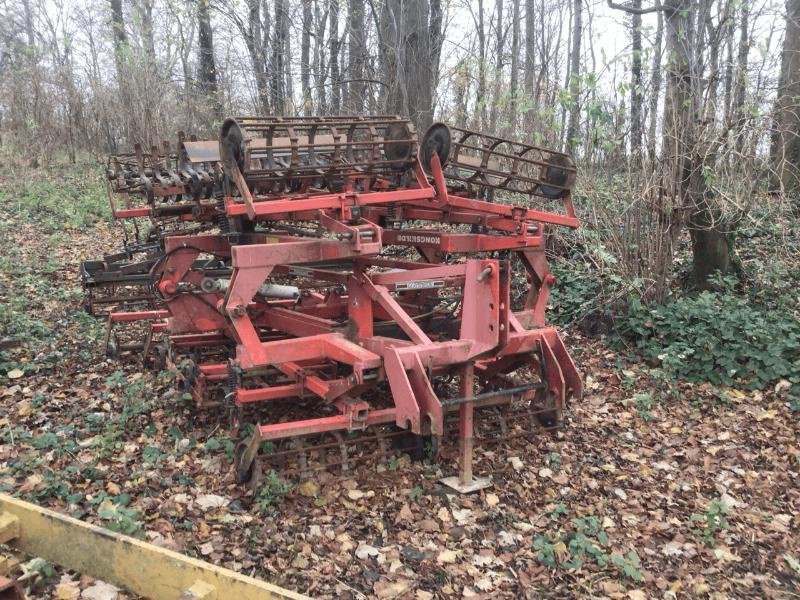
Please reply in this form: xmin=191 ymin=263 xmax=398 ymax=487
xmin=82 ymin=116 xmax=583 ymax=491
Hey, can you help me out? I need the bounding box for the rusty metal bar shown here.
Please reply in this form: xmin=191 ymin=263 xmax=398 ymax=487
xmin=220 ymin=116 xmax=418 ymax=195
xmin=420 ymin=122 xmax=576 ymax=199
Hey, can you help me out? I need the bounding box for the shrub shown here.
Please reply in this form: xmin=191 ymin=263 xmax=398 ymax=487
xmin=618 ymin=285 xmax=800 ymax=389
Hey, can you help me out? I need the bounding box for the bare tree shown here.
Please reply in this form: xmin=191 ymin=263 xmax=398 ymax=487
xmin=269 ymin=0 xmax=289 ymax=113
xmin=328 ymin=0 xmax=340 ymax=114
xmin=314 ymin=0 xmax=328 ymax=113
xmin=646 ymin=6 xmax=663 ymax=162
xmin=730 ymin=1 xmax=750 ymax=152
xmin=381 ymin=0 xmax=442 ymax=129
xmin=565 ymin=0 xmax=582 ymax=153
xmin=109 ymin=0 xmax=128 ymax=85
xmin=609 ymin=0 xmax=736 ymax=291
xmin=488 ymin=0 xmax=504 ymax=131
xmin=508 ymin=0 xmax=520 ymax=133
xmin=346 ymin=0 xmax=366 ymax=113
xmin=301 ymin=0 xmax=312 ymax=114
xmin=473 ymin=0 xmax=488 ymax=128
xmin=196 ymin=0 xmax=221 ymax=118
xmin=523 ymin=0 xmax=536 ymax=131
xmin=771 ymin=0 xmax=800 ymax=193
xmin=136 ymin=0 xmax=155 ymax=63
xmin=244 ymin=0 xmax=271 ymax=114
xmin=629 ymin=0 xmax=643 ymax=163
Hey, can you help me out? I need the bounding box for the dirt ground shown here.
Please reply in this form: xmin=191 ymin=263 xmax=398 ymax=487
xmin=1 ymin=188 xmax=799 ymax=599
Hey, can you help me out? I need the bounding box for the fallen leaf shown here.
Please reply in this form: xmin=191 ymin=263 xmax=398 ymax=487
xmin=784 ymin=554 xmax=800 ymax=576
xmin=508 ymin=456 xmax=523 ymax=471
xmin=195 ymin=494 xmax=227 ymax=511
xmin=755 ymin=410 xmax=777 ymax=421
xmin=374 ymin=579 xmax=411 ymax=599
xmin=713 ymin=546 xmax=741 ymax=562
xmin=485 ymin=493 xmax=500 ymax=507
xmin=437 ymin=549 xmax=457 ymax=564
xmin=7 ymin=369 xmax=23 ymax=380
xmin=54 ymin=577 xmax=80 ymax=600
xmin=662 ymin=541 xmax=683 ymax=556
xmin=356 ymin=543 xmax=380 ymax=560
xmin=199 ymin=542 xmax=214 ymax=555
xmin=297 ymin=480 xmax=319 ymax=497
xmin=397 ymin=503 xmax=414 ymax=522
xmin=417 ymin=518 xmax=439 ymax=532
xmin=291 ymin=555 xmax=309 ymax=569
xmin=81 ymin=581 xmax=119 ymax=600
xmin=452 ymin=508 xmax=472 ymax=524
xmin=775 ymin=379 xmax=791 ymax=393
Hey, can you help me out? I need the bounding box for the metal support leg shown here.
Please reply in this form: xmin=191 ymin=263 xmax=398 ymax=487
xmin=459 ymin=364 xmax=475 ymax=484
xmin=440 ymin=364 xmax=492 ymax=494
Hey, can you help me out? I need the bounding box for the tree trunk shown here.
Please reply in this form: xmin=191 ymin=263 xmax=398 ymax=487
xmin=731 ymin=2 xmax=750 ymax=152
xmin=109 ymin=0 xmax=128 ymax=84
xmin=314 ymin=0 xmax=328 ymax=113
xmin=284 ymin=11 xmax=293 ymax=113
xmin=662 ymin=0 xmax=731 ymax=288
xmin=523 ymin=0 xmax=535 ymax=131
xmin=328 ymin=0 xmax=341 ymax=114
xmin=771 ymin=0 xmax=800 ymax=193
xmin=689 ymin=194 xmax=733 ymax=290
xmin=246 ymin=0 xmax=270 ymax=114
xmin=508 ymin=0 xmax=520 ymax=134
xmin=488 ymin=0 xmax=505 ymax=132
xmin=196 ymin=0 xmax=221 ymax=118
xmin=565 ymin=0 xmax=582 ymax=153
xmin=382 ymin=0 xmax=438 ymax=130
xmin=647 ymin=7 xmax=662 ymax=162
xmin=721 ymin=9 xmax=735 ymax=125
xmin=702 ymin=4 xmax=723 ymax=125
xmin=629 ymin=0 xmax=643 ymax=164
xmin=453 ymin=60 xmax=469 ymax=127
xmin=474 ymin=0 xmax=487 ymax=129
xmin=271 ymin=0 xmax=287 ymax=113
xmin=301 ymin=0 xmax=312 ymax=114
xmin=137 ymin=0 xmax=155 ymax=63
xmin=346 ymin=0 xmax=366 ymax=113
xmin=429 ymin=0 xmax=444 ymax=106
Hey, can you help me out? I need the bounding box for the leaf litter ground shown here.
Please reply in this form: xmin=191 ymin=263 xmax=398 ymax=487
xmin=0 ymin=176 xmax=798 ymax=599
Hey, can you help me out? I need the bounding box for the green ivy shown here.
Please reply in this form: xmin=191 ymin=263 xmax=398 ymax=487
xmin=618 ymin=285 xmax=800 ymax=389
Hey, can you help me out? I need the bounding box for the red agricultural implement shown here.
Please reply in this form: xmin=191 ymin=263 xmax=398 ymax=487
xmin=83 ymin=116 xmax=583 ymax=492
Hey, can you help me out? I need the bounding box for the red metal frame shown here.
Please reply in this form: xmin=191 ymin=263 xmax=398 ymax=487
xmin=94 ymin=120 xmax=584 ymax=487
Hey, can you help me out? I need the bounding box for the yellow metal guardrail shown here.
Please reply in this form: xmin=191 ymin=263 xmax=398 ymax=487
xmin=0 ymin=494 xmax=309 ymax=600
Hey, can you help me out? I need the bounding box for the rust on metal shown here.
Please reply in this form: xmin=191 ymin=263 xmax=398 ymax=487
xmin=79 ymin=116 xmax=584 ymax=493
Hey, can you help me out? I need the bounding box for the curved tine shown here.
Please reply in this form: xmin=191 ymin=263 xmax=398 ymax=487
xmin=286 ymin=125 xmax=299 ymax=178
xmin=292 ymin=436 xmax=309 ymax=480
xmin=374 ymin=427 xmax=389 ymax=463
xmin=345 ymin=122 xmax=358 ymax=165
xmin=366 ymin=123 xmax=379 ymax=180
xmin=333 ymin=431 xmax=349 ymax=474
xmin=493 ymin=406 xmax=509 ymax=434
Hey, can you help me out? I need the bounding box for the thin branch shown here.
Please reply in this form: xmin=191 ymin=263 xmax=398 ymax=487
xmin=607 ymin=0 xmax=663 ymax=15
